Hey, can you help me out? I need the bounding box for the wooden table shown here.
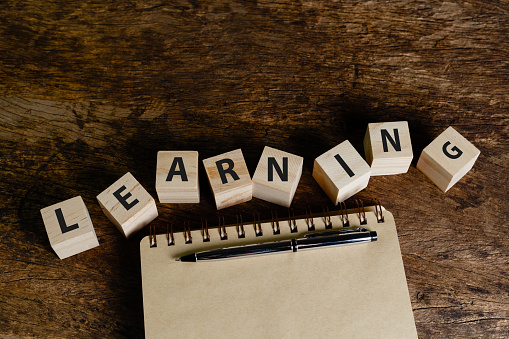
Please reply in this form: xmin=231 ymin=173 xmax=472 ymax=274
xmin=1 ymin=1 xmax=507 ymax=338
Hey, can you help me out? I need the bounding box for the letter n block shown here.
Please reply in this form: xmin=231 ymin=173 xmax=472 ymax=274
xmin=313 ymin=140 xmax=371 ymax=204
xmin=40 ymin=196 xmax=99 ymax=259
xmin=203 ymin=149 xmax=252 ymax=210
xmin=364 ymin=121 xmax=413 ymax=175
xmin=417 ymin=126 xmax=480 ymax=192
xmin=156 ymin=151 xmax=199 ymax=203
xmin=97 ymin=172 xmax=158 ymax=238
xmin=252 ymin=146 xmax=303 ymax=207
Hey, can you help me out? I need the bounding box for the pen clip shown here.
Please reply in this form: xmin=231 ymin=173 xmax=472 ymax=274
xmin=304 ymin=227 xmax=368 ymax=238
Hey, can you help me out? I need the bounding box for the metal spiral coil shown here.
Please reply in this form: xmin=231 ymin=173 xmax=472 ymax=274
xmin=152 ymin=198 xmax=384 ymax=247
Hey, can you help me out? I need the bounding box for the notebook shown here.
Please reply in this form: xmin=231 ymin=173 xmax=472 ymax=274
xmin=140 ymin=203 xmax=418 ymax=338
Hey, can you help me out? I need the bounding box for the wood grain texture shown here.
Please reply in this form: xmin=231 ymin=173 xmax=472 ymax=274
xmin=0 ymin=0 xmax=508 ymax=338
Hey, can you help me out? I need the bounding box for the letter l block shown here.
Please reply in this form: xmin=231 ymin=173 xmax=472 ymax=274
xmin=313 ymin=140 xmax=371 ymax=204
xmin=97 ymin=172 xmax=158 ymax=238
xmin=417 ymin=126 xmax=480 ymax=192
xmin=40 ymin=196 xmax=99 ymax=259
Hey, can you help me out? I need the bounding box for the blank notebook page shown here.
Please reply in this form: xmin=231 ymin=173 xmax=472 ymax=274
xmin=140 ymin=206 xmax=417 ymax=339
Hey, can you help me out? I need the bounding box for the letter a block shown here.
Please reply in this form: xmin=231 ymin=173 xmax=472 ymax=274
xmin=97 ymin=172 xmax=158 ymax=238
xmin=156 ymin=151 xmax=199 ymax=203
xmin=364 ymin=121 xmax=413 ymax=175
xmin=40 ymin=196 xmax=99 ymax=259
xmin=252 ymin=146 xmax=303 ymax=207
xmin=203 ymin=149 xmax=252 ymax=210
xmin=417 ymin=126 xmax=480 ymax=192
xmin=313 ymin=140 xmax=371 ymax=204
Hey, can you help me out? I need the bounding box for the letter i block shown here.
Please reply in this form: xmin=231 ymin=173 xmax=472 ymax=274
xmin=40 ymin=196 xmax=99 ymax=259
xmin=252 ymin=146 xmax=303 ymax=207
xmin=156 ymin=151 xmax=199 ymax=203
xmin=313 ymin=140 xmax=371 ymax=204
xmin=203 ymin=149 xmax=252 ymax=210
xmin=417 ymin=126 xmax=480 ymax=192
xmin=364 ymin=121 xmax=413 ymax=175
xmin=97 ymin=172 xmax=158 ymax=238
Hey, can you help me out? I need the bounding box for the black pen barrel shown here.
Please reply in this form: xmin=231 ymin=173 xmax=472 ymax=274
xmin=196 ymin=240 xmax=294 ymax=260
xmin=297 ymin=231 xmax=377 ymax=251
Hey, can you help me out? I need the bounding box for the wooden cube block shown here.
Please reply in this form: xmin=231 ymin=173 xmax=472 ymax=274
xmin=364 ymin=121 xmax=413 ymax=175
xmin=417 ymin=126 xmax=480 ymax=192
xmin=40 ymin=196 xmax=99 ymax=259
xmin=203 ymin=149 xmax=252 ymax=210
xmin=252 ymin=146 xmax=303 ymax=207
xmin=156 ymin=151 xmax=199 ymax=203
xmin=97 ymin=172 xmax=158 ymax=238
xmin=313 ymin=140 xmax=371 ymax=204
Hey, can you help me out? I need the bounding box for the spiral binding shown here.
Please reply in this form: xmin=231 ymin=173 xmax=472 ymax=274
xmin=271 ymin=210 xmax=280 ymax=235
xmin=201 ymin=220 xmax=210 ymax=242
xmin=288 ymin=208 xmax=298 ymax=233
xmin=355 ymin=200 xmax=367 ymax=225
xmin=167 ymin=223 xmax=175 ymax=246
xmin=149 ymin=224 xmax=157 ymax=248
xmin=305 ymin=206 xmax=315 ymax=231
xmin=150 ymin=199 xmax=385 ymax=247
xmin=253 ymin=213 xmax=263 ymax=237
xmin=184 ymin=221 xmax=192 ymax=244
xmin=236 ymin=214 xmax=246 ymax=238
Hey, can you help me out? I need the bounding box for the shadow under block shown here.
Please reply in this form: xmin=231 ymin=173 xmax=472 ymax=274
xmin=40 ymin=196 xmax=99 ymax=259
xmin=364 ymin=121 xmax=413 ymax=176
xmin=203 ymin=149 xmax=252 ymax=210
xmin=156 ymin=151 xmax=199 ymax=203
xmin=252 ymin=146 xmax=303 ymax=207
xmin=417 ymin=126 xmax=480 ymax=192
xmin=97 ymin=172 xmax=158 ymax=238
xmin=312 ymin=140 xmax=371 ymax=204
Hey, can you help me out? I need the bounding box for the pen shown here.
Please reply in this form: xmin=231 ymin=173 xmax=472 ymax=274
xmin=177 ymin=228 xmax=377 ymax=262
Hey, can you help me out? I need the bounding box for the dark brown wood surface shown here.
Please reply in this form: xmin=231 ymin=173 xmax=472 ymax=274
xmin=1 ymin=1 xmax=508 ymax=338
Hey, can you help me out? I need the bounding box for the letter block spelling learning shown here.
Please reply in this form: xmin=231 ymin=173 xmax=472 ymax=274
xmin=364 ymin=121 xmax=413 ymax=175
xmin=313 ymin=140 xmax=371 ymax=204
xmin=97 ymin=172 xmax=158 ymax=238
xmin=417 ymin=126 xmax=480 ymax=192
xmin=203 ymin=149 xmax=253 ymax=210
xmin=252 ymin=146 xmax=303 ymax=207
xmin=156 ymin=151 xmax=199 ymax=203
xmin=40 ymin=196 xmax=99 ymax=259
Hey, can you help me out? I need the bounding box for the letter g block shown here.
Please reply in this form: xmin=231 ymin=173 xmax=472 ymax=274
xmin=417 ymin=126 xmax=480 ymax=192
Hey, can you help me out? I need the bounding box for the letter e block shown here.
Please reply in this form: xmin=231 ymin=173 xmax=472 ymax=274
xmin=203 ymin=149 xmax=252 ymax=210
xmin=97 ymin=172 xmax=158 ymax=238
xmin=252 ymin=146 xmax=303 ymax=207
xmin=364 ymin=121 xmax=413 ymax=175
xmin=156 ymin=151 xmax=199 ymax=203
xmin=313 ymin=140 xmax=371 ymax=204
xmin=417 ymin=126 xmax=480 ymax=192
xmin=40 ymin=196 xmax=99 ymax=259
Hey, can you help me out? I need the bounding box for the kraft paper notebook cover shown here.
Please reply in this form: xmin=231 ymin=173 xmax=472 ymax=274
xmin=140 ymin=204 xmax=417 ymax=338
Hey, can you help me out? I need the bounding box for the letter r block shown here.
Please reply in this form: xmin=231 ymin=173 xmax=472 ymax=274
xmin=40 ymin=196 xmax=99 ymax=259
xmin=364 ymin=121 xmax=413 ymax=175
xmin=252 ymin=146 xmax=303 ymax=207
xmin=312 ymin=140 xmax=371 ymax=204
xmin=97 ymin=172 xmax=158 ymax=238
xmin=203 ymin=149 xmax=252 ymax=210
xmin=417 ymin=126 xmax=480 ymax=192
xmin=156 ymin=151 xmax=199 ymax=203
